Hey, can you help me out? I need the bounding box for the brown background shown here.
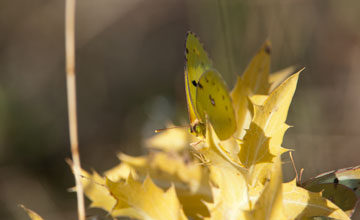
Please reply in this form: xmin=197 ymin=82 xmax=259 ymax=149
xmin=0 ymin=0 xmax=360 ymax=219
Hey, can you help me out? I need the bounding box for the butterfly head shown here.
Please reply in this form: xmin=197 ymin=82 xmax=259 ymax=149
xmin=190 ymin=120 xmax=206 ymax=139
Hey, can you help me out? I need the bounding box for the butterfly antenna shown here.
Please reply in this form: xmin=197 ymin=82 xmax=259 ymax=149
xmin=154 ymin=125 xmax=189 ymax=133
xmin=217 ymin=0 xmax=235 ymax=76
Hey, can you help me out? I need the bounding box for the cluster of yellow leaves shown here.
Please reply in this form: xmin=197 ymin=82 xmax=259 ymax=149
xmin=22 ymin=43 xmax=351 ymax=220
xmin=70 ymin=42 xmax=349 ymax=220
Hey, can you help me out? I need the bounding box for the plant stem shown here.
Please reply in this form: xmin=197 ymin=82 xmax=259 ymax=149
xmin=65 ymin=0 xmax=85 ymax=219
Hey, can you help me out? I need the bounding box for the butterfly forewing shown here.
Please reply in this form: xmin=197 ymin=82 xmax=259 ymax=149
xmin=184 ymin=32 xmax=212 ymax=125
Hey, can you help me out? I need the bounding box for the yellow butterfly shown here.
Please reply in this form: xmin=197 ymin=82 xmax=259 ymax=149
xmin=184 ymin=32 xmax=236 ymax=140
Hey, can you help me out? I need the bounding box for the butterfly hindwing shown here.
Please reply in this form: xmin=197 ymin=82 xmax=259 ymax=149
xmin=196 ymin=70 xmax=236 ymax=140
xmin=301 ymin=166 xmax=360 ymax=216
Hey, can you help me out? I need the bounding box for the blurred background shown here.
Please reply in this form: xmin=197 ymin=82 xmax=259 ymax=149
xmin=0 ymin=0 xmax=360 ymax=219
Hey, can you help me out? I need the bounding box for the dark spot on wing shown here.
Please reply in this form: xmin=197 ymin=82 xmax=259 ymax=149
xmin=225 ymin=106 xmax=228 ymax=111
xmin=209 ymin=95 xmax=215 ymax=106
xmin=222 ymin=95 xmax=225 ymax=100
xmin=205 ymin=77 xmax=209 ymax=83
xmin=192 ymin=80 xmax=198 ymax=87
xmin=198 ymin=82 xmax=203 ymax=89
xmin=186 ymin=48 xmax=189 ymax=54
xmin=228 ymin=117 xmax=231 ymax=122
xmin=212 ymin=80 xmax=215 ymax=86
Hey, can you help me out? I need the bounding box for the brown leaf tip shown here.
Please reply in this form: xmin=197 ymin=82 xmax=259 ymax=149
xmin=264 ymin=41 xmax=271 ymax=54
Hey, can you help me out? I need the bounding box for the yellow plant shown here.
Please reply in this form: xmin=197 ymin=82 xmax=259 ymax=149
xmin=75 ymin=36 xmax=351 ymax=220
xmin=23 ymin=34 xmax=357 ymax=220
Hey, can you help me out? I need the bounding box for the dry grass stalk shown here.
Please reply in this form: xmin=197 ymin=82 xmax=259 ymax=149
xmin=65 ymin=0 xmax=86 ymax=219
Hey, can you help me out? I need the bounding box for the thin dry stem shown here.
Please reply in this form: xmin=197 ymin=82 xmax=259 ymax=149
xmin=289 ymin=151 xmax=300 ymax=184
xmin=65 ymin=0 xmax=85 ymax=219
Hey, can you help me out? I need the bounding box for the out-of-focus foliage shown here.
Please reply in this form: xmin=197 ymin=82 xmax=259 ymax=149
xmin=19 ymin=205 xmax=44 ymax=220
xmin=106 ymin=176 xmax=188 ymax=220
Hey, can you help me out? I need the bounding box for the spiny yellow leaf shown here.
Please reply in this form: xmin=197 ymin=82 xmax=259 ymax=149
xmin=283 ymin=180 xmax=350 ymax=220
xmin=199 ymin=120 xmax=245 ymax=171
xmin=106 ymin=175 xmax=188 ymax=220
xmin=269 ymin=66 xmax=296 ymax=92
xmin=119 ymin=152 xmax=206 ymax=193
xmin=80 ymin=169 xmax=134 ymax=217
xmin=204 ymin=165 xmax=250 ymax=220
xmin=239 ymin=122 xmax=274 ymax=167
xmin=196 ymin=121 xmax=250 ymax=219
xmin=119 ymin=152 xmax=212 ymax=219
xmin=104 ymin=161 xmax=135 ymax=182
xmin=118 ymin=153 xmax=148 ymax=167
xmin=252 ymin=71 xmax=300 ymax=145
xmin=242 ymin=41 xmax=271 ymax=95
xmin=146 ymin=125 xmax=195 ymax=152
xmin=231 ymin=42 xmax=292 ymax=140
xmin=249 ymin=95 xmax=268 ymax=106
xmin=19 ymin=205 xmax=44 ymax=220
xmin=231 ymin=76 xmax=252 ymax=139
xmin=81 ymin=169 xmax=115 ymax=211
xmin=176 ymin=189 xmax=211 ymax=220
xmin=238 ymin=72 xmax=301 ymax=185
xmin=231 ymin=42 xmax=271 ymax=139
xmin=249 ymin=157 xmax=286 ymax=220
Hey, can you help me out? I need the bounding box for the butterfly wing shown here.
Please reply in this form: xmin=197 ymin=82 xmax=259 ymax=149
xmin=303 ymin=166 xmax=360 ymax=196
xmin=185 ymin=32 xmax=212 ymax=125
xmin=196 ymin=70 xmax=236 ymax=140
xmin=304 ymin=183 xmax=357 ymax=214
xmin=302 ymin=166 xmax=360 ymax=216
